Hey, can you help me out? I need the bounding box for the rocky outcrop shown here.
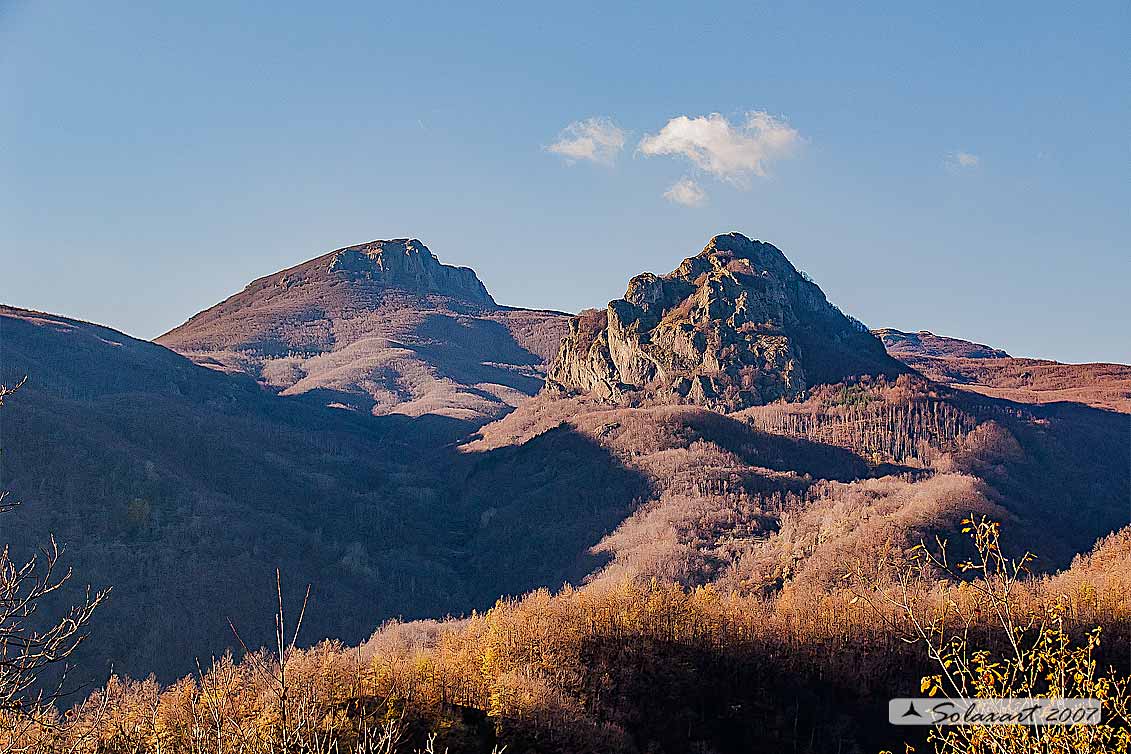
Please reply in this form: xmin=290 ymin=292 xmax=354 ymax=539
xmin=873 ymin=328 xmax=1010 ymax=360
xmin=547 ymin=233 xmax=903 ymax=410
xmin=324 ymin=239 xmax=494 ymax=305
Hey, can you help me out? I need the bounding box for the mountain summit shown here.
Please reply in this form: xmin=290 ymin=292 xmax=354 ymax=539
xmin=158 ymin=238 xmax=567 ymax=430
xmin=548 ymin=233 xmax=903 ymax=410
xmin=322 ymin=238 xmax=494 ymax=304
xmin=165 ymin=239 xmax=495 ymax=350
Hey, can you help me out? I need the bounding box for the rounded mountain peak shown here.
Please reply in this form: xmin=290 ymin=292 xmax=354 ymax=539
xmin=696 ymin=232 xmax=798 ymax=280
xmin=158 ymin=237 xmax=500 ymax=356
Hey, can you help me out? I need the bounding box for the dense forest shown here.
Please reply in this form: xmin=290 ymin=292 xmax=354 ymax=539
xmin=4 ymin=517 xmax=1129 ymax=752
xmin=2 ymin=372 xmax=1129 ymax=753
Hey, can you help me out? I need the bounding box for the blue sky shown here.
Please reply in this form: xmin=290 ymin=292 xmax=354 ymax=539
xmin=1 ymin=1 xmax=1127 ymax=362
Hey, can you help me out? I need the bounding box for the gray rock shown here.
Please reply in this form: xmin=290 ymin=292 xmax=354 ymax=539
xmin=547 ymin=233 xmax=903 ymax=410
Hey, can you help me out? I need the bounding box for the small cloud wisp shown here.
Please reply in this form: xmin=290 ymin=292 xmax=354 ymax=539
xmin=948 ymin=151 xmax=980 ymax=169
xmin=663 ymin=177 xmax=708 ymax=207
xmin=547 ymin=117 xmax=627 ymax=165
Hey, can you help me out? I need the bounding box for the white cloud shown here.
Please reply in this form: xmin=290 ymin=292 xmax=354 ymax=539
xmin=949 ymin=151 xmax=980 ymax=168
xmin=663 ymin=177 xmax=707 ymax=207
xmin=546 ymin=117 xmax=626 ymax=165
xmin=638 ymin=111 xmax=801 ymax=185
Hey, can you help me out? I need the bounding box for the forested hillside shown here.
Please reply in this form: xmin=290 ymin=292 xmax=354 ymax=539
xmin=10 ymin=518 xmax=1130 ymax=752
xmin=2 ymin=233 xmax=1128 ymax=753
xmin=0 ymin=307 xmax=616 ymax=683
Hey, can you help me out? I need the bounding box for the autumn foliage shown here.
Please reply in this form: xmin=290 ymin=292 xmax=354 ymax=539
xmin=2 ymin=375 xmax=1129 ymax=753
xmin=2 ymin=519 xmax=1127 ymax=753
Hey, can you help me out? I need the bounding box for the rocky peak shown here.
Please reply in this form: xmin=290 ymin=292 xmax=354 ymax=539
xmin=547 ymin=233 xmax=903 ymax=410
xmin=158 ymin=236 xmax=503 ymax=359
xmin=318 ymin=238 xmax=494 ymax=305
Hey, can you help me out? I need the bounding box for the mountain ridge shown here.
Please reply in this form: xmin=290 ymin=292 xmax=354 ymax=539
xmin=875 ymin=326 xmax=1131 ymax=413
xmin=874 ymin=327 xmax=1011 ymax=360
xmin=3 ymin=229 xmax=1129 ymax=693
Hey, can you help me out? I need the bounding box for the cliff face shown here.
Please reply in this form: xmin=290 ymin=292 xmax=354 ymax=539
xmin=548 ymin=233 xmax=903 ymax=410
xmin=323 ymin=239 xmax=494 ymax=305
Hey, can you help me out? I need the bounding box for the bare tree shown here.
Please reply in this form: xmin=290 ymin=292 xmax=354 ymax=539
xmin=227 ymin=568 xmax=311 ymax=750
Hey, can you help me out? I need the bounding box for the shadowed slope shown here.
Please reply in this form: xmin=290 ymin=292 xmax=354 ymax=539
xmin=0 ymin=306 xmax=635 ymax=684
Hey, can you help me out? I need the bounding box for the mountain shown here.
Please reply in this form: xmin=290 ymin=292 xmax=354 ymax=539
xmin=157 ymin=239 xmax=569 ymax=434
xmin=874 ymin=328 xmax=1010 ymax=359
xmin=463 ymin=231 xmax=1126 ymax=578
xmin=474 ymin=234 xmax=1128 ymax=578
xmin=877 ymin=327 xmax=1131 ymax=413
xmin=0 ymin=306 xmax=616 ymax=683
xmin=2 ymin=231 xmax=1127 ymax=701
xmin=549 ymin=233 xmax=904 ymax=410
